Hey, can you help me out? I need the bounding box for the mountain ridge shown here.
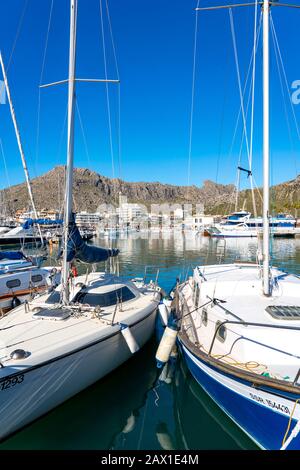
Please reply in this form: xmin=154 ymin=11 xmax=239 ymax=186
xmin=0 ymin=165 xmax=299 ymax=215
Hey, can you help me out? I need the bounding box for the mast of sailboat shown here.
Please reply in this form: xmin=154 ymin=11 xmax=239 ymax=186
xmin=0 ymin=52 xmax=44 ymax=245
xmin=61 ymin=0 xmax=77 ymax=305
xmin=195 ymin=1 xmax=300 ymax=295
xmin=262 ymin=0 xmax=270 ymax=295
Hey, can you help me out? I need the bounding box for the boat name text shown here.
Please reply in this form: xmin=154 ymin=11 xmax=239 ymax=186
xmin=249 ymin=392 xmax=290 ymax=415
xmin=0 ymin=374 xmax=24 ymax=391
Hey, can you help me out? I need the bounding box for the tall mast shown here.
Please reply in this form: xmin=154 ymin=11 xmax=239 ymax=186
xmin=0 ymin=52 xmax=43 ymax=244
xmin=62 ymin=0 xmax=77 ymax=305
xmin=262 ymin=0 xmax=270 ymax=295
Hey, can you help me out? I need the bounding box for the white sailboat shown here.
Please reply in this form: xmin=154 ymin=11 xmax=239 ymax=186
xmin=159 ymin=0 xmax=300 ymax=450
xmin=0 ymin=0 xmax=161 ymax=441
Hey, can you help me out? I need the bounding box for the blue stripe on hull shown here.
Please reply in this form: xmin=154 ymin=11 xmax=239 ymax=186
xmin=180 ymin=343 xmax=300 ymax=450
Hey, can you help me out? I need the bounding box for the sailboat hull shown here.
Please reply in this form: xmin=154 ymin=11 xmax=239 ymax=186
xmin=0 ymin=307 xmax=157 ymax=442
xmin=179 ymin=341 xmax=300 ymax=450
xmin=0 ymin=237 xmax=46 ymax=247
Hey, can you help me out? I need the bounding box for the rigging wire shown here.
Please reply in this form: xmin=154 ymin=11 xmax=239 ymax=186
xmin=227 ymin=12 xmax=262 ymax=162
xmin=270 ymin=13 xmax=300 ymax=142
xmin=270 ymin=13 xmax=300 ymax=175
xmin=99 ymin=0 xmax=116 ymax=179
xmin=0 ymin=139 xmax=14 ymax=216
xmin=269 ymin=13 xmax=300 ymax=260
xmin=226 ymin=12 xmax=262 ymax=216
xmin=271 ymin=16 xmax=298 ymax=178
xmin=104 ymin=0 xmax=122 ymax=178
xmin=187 ymin=0 xmax=200 ymax=187
xmin=105 ymin=0 xmax=120 ymax=79
xmin=229 ymin=9 xmax=251 ymax=170
xmin=249 ymin=0 xmax=259 ymax=220
xmin=35 ymin=0 xmax=54 ymax=173
xmin=216 ymin=59 xmax=230 ymax=185
xmin=234 ymin=62 xmax=258 ymax=213
xmin=54 ymin=106 xmax=68 ymax=216
xmin=182 ymin=0 xmax=200 ymax=283
xmin=5 ymin=0 xmax=29 ymax=74
xmin=117 ymin=84 xmax=122 ymax=178
xmin=229 ymin=6 xmax=259 ymax=224
xmin=76 ymin=99 xmax=91 ymax=168
xmin=0 ymin=139 xmax=12 ymax=191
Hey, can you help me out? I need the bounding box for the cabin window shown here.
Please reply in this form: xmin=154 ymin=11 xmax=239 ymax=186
xmin=215 ymin=321 xmax=227 ymax=342
xmin=201 ymin=308 xmax=208 ymax=326
xmin=6 ymin=279 xmax=21 ymax=289
xmin=31 ymin=274 xmax=43 ymax=283
xmin=74 ymin=286 xmax=136 ymax=307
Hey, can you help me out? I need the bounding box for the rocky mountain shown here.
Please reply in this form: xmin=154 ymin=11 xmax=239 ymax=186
xmin=0 ymin=166 xmax=236 ymax=214
xmin=1 ymin=166 xmax=299 ymax=215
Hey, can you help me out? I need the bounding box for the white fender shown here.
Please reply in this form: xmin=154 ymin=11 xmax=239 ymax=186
xmin=155 ymin=325 xmax=178 ymax=367
xmin=163 ymin=298 xmax=172 ymax=310
xmin=158 ymin=303 xmax=169 ymax=326
xmin=120 ymin=324 xmax=140 ymax=354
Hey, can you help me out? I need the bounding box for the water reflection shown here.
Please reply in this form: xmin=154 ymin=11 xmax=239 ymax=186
xmin=94 ymin=232 xmax=300 ymax=291
xmin=0 ymin=340 xmax=158 ymax=450
xmin=172 ymin=359 xmax=257 ymax=450
xmin=1 ymin=232 xmax=300 ymax=449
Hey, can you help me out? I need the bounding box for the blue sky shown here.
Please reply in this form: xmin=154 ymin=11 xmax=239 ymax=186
xmin=1 ymin=0 xmax=300 ymax=190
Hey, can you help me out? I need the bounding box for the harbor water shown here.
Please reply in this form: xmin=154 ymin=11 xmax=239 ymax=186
xmin=2 ymin=231 xmax=300 ymax=450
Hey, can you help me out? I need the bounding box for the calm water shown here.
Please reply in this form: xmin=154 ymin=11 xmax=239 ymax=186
xmin=2 ymin=232 xmax=300 ymax=450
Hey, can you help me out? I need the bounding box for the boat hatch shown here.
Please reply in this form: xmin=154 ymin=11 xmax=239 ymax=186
xmin=32 ymin=308 xmax=71 ymax=321
xmin=73 ymin=286 xmax=136 ymax=307
xmin=266 ymin=305 xmax=300 ymax=320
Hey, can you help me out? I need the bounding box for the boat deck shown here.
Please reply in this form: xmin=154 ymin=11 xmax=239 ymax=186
xmin=181 ymin=264 xmax=300 ymax=377
xmin=0 ymin=273 xmax=160 ymax=377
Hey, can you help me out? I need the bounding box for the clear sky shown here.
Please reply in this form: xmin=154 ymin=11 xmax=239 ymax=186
xmin=1 ymin=0 xmax=300 ymax=191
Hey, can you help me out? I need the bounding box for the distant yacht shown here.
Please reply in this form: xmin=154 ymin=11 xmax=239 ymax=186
xmin=0 ymin=224 xmax=47 ymax=247
xmin=205 ymin=211 xmax=297 ymax=238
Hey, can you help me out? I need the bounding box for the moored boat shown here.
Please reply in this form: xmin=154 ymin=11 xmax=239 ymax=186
xmin=0 ymin=251 xmax=60 ymax=312
xmin=0 ymin=0 xmax=161 ymax=441
xmin=158 ymin=0 xmax=300 ymax=450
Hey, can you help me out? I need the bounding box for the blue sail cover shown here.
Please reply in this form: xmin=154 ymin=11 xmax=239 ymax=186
xmin=66 ymin=215 xmax=119 ymax=263
xmin=22 ymin=219 xmax=63 ymax=229
xmin=0 ymin=251 xmax=25 ymax=260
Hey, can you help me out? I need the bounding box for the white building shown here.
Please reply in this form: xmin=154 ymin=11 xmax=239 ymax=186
xmin=75 ymin=211 xmax=101 ymax=228
xmin=117 ymin=194 xmax=148 ymax=229
xmin=193 ymin=214 xmax=217 ymax=230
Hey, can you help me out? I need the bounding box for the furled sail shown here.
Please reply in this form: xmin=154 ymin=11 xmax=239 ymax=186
xmin=65 ymin=214 xmax=119 ymax=263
